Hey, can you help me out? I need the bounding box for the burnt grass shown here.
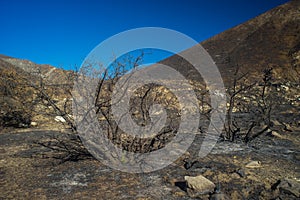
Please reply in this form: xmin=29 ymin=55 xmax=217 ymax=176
xmin=0 ymin=113 xmax=299 ymax=200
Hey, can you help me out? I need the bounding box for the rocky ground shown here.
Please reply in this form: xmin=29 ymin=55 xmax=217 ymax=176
xmin=0 ymin=121 xmax=299 ymax=200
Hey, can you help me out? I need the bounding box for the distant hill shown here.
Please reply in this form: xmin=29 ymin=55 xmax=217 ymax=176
xmin=0 ymin=55 xmax=73 ymax=128
xmin=0 ymin=56 xmax=73 ymax=85
xmin=162 ymin=0 xmax=300 ymax=85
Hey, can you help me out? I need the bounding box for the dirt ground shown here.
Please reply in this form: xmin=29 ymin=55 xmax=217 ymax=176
xmin=0 ymin=126 xmax=299 ymax=200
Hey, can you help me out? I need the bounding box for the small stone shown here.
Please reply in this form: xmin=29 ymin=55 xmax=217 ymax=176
xmin=231 ymin=173 xmax=241 ymax=179
xmin=185 ymin=175 xmax=215 ymax=196
xmin=54 ymin=116 xmax=66 ymax=123
xmin=245 ymin=161 xmax=262 ymax=168
xmin=67 ymin=114 xmax=73 ymax=119
xmin=98 ymin=116 xmax=106 ymax=121
xmin=235 ymin=169 xmax=246 ymax=178
xmin=174 ymin=191 xmax=186 ymax=197
xmin=30 ymin=121 xmax=38 ymax=127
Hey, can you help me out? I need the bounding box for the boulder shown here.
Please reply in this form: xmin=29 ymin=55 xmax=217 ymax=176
xmin=185 ymin=175 xmax=215 ymax=197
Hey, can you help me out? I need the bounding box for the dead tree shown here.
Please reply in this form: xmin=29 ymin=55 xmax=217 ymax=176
xmin=224 ymin=64 xmax=256 ymax=141
xmin=244 ymin=67 xmax=277 ymax=142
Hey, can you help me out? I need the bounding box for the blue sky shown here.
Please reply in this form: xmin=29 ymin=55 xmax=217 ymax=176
xmin=0 ymin=0 xmax=289 ymax=70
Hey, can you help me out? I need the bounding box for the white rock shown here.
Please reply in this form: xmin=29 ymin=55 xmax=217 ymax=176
xmin=185 ymin=175 xmax=215 ymax=195
xmin=30 ymin=121 xmax=38 ymax=127
xmin=54 ymin=116 xmax=66 ymax=123
xmin=281 ymin=85 xmax=289 ymax=91
xmin=245 ymin=161 xmax=262 ymax=168
xmin=98 ymin=116 xmax=106 ymax=121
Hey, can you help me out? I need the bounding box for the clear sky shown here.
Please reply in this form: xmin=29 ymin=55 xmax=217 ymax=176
xmin=0 ymin=0 xmax=289 ymax=70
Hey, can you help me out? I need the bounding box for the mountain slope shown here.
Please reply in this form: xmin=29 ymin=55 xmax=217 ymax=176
xmin=0 ymin=56 xmax=73 ymax=128
xmin=0 ymin=56 xmax=73 ymax=85
xmin=202 ymin=0 xmax=300 ymax=82
xmin=162 ymin=0 xmax=300 ymax=85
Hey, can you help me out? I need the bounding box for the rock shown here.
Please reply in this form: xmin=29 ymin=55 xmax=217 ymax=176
xmin=67 ymin=114 xmax=73 ymax=120
xmin=185 ymin=175 xmax=215 ymax=197
xmin=278 ymin=178 xmax=300 ymax=197
xmin=281 ymin=85 xmax=289 ymax=91
xmin=235 ymin=169 xmax=246 ymax=178
xmin=99 ymin=116 xmax=107 ymax=121
xmin=174 ymin=191 xmax=186 ymax=197
xmin=231 ymin=173 xmax=241 ymax=179
xmin=54 ymin=116 xmax=66 ymax=123
xmin=245 ymin=161 xmax=262 ymax=168
xmin=30 ymin=121 xmax=38 ymax=127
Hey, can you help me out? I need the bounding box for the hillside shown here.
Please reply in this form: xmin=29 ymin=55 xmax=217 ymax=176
xmin=162 ymin=0 xmax=300 ymax=85
xmin=0 ymin=55 xmax=73 ymax=85
xmin=0 ymin=56 xmax=73 ymax=129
